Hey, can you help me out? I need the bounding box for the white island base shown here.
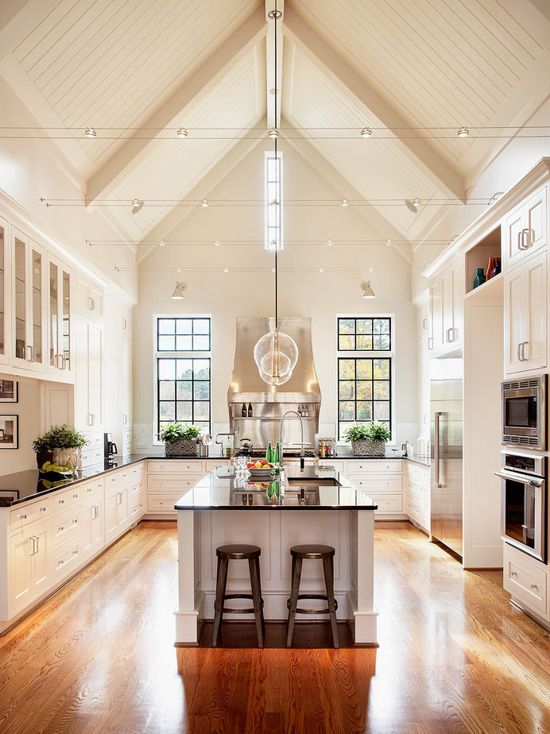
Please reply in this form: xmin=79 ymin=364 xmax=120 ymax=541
xmin=175 ymin=508 xmax=378 ymax=646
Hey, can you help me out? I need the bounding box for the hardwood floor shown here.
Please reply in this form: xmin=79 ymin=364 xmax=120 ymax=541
xmin=1 ymin=521 xmax=550 ymax=733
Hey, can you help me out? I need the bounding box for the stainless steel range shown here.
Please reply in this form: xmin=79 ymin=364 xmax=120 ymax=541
xmin=227 ymin=317 xmax=321 ymax=452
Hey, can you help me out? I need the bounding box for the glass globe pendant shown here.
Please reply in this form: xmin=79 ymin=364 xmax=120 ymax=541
xmin=254 ymin=328 xmax=298 ymax=386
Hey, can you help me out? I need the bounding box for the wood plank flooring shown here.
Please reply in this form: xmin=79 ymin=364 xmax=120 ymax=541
xmin=1 ymin=521 xmax=550 ymax=733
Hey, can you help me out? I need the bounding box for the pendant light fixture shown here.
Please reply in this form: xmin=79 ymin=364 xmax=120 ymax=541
xmin=253 ymin=1 xmax=299 ymax=387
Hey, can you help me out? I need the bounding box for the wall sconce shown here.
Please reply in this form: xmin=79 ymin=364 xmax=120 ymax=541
xmin=361 ymin=281 xmax=375 ymax=299
xmin=171 ymin=282 xmax=186 ymax=300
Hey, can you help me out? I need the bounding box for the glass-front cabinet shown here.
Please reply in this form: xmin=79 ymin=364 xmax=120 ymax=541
xmin=0 ymin=217 xmax=8 ymax=364
xmin=12 ymin=229 xmax=46 ymax=371
xmin=48 ymin=257 xmax=72 ymax=373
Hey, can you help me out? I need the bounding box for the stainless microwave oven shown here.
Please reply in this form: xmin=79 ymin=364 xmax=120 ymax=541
xmin=502 ymin=375 xmax=547 ymax=450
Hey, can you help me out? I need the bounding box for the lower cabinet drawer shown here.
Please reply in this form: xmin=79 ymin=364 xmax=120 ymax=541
xmin=147 ymin=474 xmax=203 ymax=493
xmin=503 ymin=546 xmax=548 ymax=617
xmin=147 ymin=494 xmax=181 ymax=514
xmin=370 ymin=493 xmax=404 ymax=514
xmin=53 ymin=540 xmax=81 ymax=580
xmin=147 ymin=460 xmax=206 ymax=474
xmin=347 ymin=475 xmax=402 ymax=493
xmin=53 ymin=509 xmax=80 ymax=548
xmin=345 ymin=460 xmax=402 ymax=474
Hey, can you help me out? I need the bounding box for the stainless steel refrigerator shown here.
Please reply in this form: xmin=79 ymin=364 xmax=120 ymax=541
xmin=430 ymin=354 xmax=463 ymax=558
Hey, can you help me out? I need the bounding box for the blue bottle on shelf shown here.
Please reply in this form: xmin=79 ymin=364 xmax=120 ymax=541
xmin=473 ymin=267 xmax=486 ymax=289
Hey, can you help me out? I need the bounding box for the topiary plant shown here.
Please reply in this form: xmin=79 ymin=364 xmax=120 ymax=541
xmin=159 ymin=423 xmax=202 ymax=443
xmin=33 ymin=424 xmax=88 ymax=452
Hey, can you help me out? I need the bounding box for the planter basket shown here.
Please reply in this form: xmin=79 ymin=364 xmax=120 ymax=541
xmin=351 ymin=439 xmax=385 ymax=458
xmin=165 ymin=439 xmax=199 ymax=457
xmin=36 ymin=447 xmax=81 ymax=471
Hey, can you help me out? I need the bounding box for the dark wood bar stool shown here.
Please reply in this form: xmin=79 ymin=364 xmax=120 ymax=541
xmin=286 ymin=544 xmax=339 ymax=648
xmin=212 ymin=544 xmax=265 ymax=648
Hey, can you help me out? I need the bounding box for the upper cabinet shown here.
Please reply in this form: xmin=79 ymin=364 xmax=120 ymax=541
xmin=48 ymin=258 xmax=72 ymax=376
xmin=428 ymin=259 xmax=463 ymax=355
xmin=503 ymin=185 xmax=547 ymax=268
xmin=0 ymin=217 xmax=9 ymax=365
xmin=12 ymin=230 xmax=46 ymax=372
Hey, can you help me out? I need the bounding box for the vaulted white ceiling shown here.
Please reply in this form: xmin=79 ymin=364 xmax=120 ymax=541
xmin=0 ymin=0 xmax=549 ymax=253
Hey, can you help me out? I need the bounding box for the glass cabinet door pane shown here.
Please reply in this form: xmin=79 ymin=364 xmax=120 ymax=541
xmin=62 ymin=271 xmax=70 ymax=369
xmin=32 ymin=249 xmax=42 ymax=364
xmin=14 ymin=238 xmax=26 ymax=359
xmin=49 ymin=262 xmax=58 ymax=367
xmin=0 ymin=224 xmax=4 ymax=356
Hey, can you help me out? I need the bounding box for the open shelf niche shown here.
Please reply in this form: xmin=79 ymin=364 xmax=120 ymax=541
xmin=465 ymin=225 xmax=501 ymax=294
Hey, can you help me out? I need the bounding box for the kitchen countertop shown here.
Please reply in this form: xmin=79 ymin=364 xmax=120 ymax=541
xmin=0 ymin=452 xmax=429 ymax=507
xmin=174 ymin=466 xmax=378 ymax=511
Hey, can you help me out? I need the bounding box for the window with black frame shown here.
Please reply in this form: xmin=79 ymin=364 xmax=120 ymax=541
xmin=337 ymin=317 xmax=392 ymax=441
xmin=155 ymin=317 xmax=211 ymax=438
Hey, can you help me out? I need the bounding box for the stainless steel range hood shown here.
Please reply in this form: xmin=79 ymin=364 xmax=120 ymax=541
xmin=228 ymin=317 xmax=321 ymax=450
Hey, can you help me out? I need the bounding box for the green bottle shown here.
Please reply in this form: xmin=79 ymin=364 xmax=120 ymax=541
xmin=266 ymin=442 xmax=273 ymax=463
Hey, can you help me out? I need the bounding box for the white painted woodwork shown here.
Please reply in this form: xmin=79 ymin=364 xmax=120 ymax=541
xmin=503 ymin=543 xmax=549 ymax=623
xmin=404 ymin=462 xmax=430 ymax=532
xmin=427 ymin=258 xmax=463 ymax=355
xmin=175 ymin=506 xmax=378 ymax=645
xmin=502 ymin=185 xmax=547 ymax=269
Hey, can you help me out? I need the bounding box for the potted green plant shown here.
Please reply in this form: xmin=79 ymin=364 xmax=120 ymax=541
xmin=160 ymin=423 xmax=202 ymax=457
xmin=344 ymin=422 xmax=391 ymax=458
xmin=32 ymin=424 xmax=88 ymax=472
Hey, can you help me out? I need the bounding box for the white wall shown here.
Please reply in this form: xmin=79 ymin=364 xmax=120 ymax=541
xmin=133 ymin=142 xmax=418 ymax=452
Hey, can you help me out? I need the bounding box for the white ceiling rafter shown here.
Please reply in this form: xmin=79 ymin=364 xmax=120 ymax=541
xmin=136 ymin=122 xmax=268 ymax=266
xmin=280 ymin=119 xmax=412 ymax=265
xmin=85 ymin=5 xmax=266 ymax=206
xmin=265 ymin=0 xmax=284 ymax=129
xmin=283 ymin=4 xmax=465 ymax=203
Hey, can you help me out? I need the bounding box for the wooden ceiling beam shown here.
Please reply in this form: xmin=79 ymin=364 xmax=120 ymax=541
xmin=85 ymin=6 xmax=266 ymax=206
xmin=284 ymin=5 xmax=465 ymax=203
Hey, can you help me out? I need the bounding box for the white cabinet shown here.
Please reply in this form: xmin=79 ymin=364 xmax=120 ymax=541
xmin=105 ymin=472 xmax=129 ymax=544
xmin=428 ymin=260 xmax=463 ymax=354
xmin=405 ymin=461 xmax=430 ymax=532
xmin=47 ymin=258 xmax=72 ymax=376
xmin=344 ymin=459 xmax=405 ymax=519
xmin=12 ymin=230 xmax=46 ymax=372
xmin=74 ymin=314 xmax=103 ymax=434
xmin=503 ymin=543 xmax=548 ymax=621
xmin=146 ymin=460 xmax=208 ymax=517
xmin=81 ymin=479 xmax=104 ymax=559
xmin=504 ymin=250 xmax=547 ymax=375
xmin=503 ymin=185 xmax=547 ymax=268
xmin=8 ymin=517 xmax=50 ymax=617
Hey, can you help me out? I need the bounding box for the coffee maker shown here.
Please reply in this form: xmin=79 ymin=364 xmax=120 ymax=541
xmin=104 ymin=433 xmax=118 ymax=465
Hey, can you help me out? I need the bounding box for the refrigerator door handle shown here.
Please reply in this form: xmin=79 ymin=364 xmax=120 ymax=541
xmin=434 ymin=413 xmax=443 ymax=488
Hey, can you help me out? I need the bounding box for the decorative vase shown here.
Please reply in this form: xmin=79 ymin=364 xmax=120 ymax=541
xmin=473 ymin=267 xmax=486 ymax=289
xmin=36 ymin=447 xmax=81 ymax=471
xmin=486 ymin=257 xmax=496 ymax=281
xmin=165 ymin=439 xmax=199 ymax=457
xmin=351 ymin=439 xmax=386 ymax=458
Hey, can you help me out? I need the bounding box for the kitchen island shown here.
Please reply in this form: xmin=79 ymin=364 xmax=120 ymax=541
xmin=174 ymin=466 xmax=378 ymax=646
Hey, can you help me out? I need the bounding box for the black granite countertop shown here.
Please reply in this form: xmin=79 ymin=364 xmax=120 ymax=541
xmin=174 ymin=467 xmax=378 ymax=511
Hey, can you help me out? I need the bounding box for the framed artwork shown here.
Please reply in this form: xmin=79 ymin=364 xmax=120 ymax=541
xmin=0 ymin=380 xmax=18 ymax=403
xmin=0 ymin=415 xmax=18 ymax=449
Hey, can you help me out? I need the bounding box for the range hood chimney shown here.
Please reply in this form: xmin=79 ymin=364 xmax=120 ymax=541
xmin=228 ymin=317 xmax=321 ymax=450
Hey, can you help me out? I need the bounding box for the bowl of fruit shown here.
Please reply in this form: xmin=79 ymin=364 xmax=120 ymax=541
xmin=247 ymin=459 xmax=275 ymax=478
xmin=39 ymin=460 xmax=76 ymax=479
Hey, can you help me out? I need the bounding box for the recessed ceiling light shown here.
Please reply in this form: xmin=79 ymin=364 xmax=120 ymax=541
xmin=385 ymin=239 xmax=391 ymax=246
xmin=85 ymin=127 xmax=96 ymax=138
xmin=268 ymin=128 xmax=279 ymax=138
xmin=176 ymin=127 xmax=188 ymax=138
xmin=360 ymin=127 xmax=372 ymax=138
xmin=340 ymin=199 xmax=349 ymax=207
xmin=327 ymin=239 xmax=333 ymax=246
xmin=214 ymin=239 xmax=221 ymax=247
xmin=158 ymin=239 xmax=166 ymax=247
xmin=201 ymin=199 xmax=209 ymax=207
xmin=457 ymin=127 xmax=470 ymax=138
xmin=131 ymin=198 xmax=143 ymax=214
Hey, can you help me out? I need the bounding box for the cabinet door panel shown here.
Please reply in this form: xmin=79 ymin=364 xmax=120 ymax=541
xmin=504 ymin=267 xmax=526 ymax=374
xmin=87 ymin=321 xmax=102 ymax=428
xmin=9 ymin=531 xmax=32 ymax=612
xmin=504 ymin=207 xmax=525 ymax=267
xmin=452 ymin=263 xmax=463 ymax=344
xmin=525 ymin=188 xmax=547 ymax=253
xmin=429 ymin=281 xmax=443 ymax=352
xmin=442 ymin=271 xmax=454 ymax=345
xmin=524 ymin=252 xmax=547 ymax=370
xmin=31 ymin=523 xmax=50 ymax=595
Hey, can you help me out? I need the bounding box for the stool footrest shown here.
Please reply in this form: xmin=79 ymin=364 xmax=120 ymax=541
xmin=287 ymin=593 xmax=338 ymax=612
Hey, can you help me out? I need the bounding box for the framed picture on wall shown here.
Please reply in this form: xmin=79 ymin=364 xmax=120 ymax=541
xmin=0 ymin=415 xmax=18 ymax=449
xmin=0 ymin=380 xmax=18 ymax=403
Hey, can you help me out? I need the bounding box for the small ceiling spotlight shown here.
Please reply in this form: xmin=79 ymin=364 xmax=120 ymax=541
xmin=368 ymin=266 xmax=375 ymax=272
xmin=214 ymin=239 xmax=221 ymax=247
xmin=176 ymin=127 xmax=188 ymax=137
xmin=361 ymin=281 xmax=376 ymax=299
xmin=319 ymin=266 xmax=325 ymax=273
xmin=327 ymin=239 xmax=333 ymax=246
xmin=176 ymin=265 xmax=182 ymax=273
xmin=268 ymin=128 xmax=279 ymax=138
xmin=158 ymin=239 xmax=166 ymax=247
xmin=131 ymin=198 xmax=143 ymax=214
xmin=360 ymin=127 xmax=373 ymax=137
xmin=268 ymin=8 xmax=283 ymax=18
xmin=457 ymin=127 xmax=470 ymax=138
xmin=171 ymin=282 xmax=185 ymax=300
xmin=85 ymin=127 xmax=96 ymax=138
xmin=340 ymin=198 xmax=349 ymax=207
xmin=201 ymin=198 xmax=209 ymax=207
xmin=224 ymin=267 xmax=229 ymax=273
xmin=385 ymin=239 xmax=391 ymax=246
xmin=406 ymin=198 xmax=420 ymax=213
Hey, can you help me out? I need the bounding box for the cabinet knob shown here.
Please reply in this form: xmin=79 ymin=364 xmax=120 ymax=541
xmin=511 ymin=570 xmax=518 ymax=577
xmin=19 ymin=513 xmax=27 ymax=519
xmin=531 ymin=583 xmax=539 ymax=591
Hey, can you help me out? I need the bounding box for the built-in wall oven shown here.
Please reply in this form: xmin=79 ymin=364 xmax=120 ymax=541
xmin=495 ymin=451 xmax=546 ymax=562
xmin=501 ymin=375 xmax=546 ymax=450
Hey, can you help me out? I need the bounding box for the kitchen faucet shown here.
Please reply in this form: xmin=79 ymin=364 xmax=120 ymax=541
xmin=278 ymin=410 xmax=305 ymax=476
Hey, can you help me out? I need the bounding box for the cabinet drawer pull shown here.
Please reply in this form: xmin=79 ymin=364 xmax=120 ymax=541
xmin=73 ymin=493 xmax=78 ymax=499
xmin=39 ymin=506 xmax=47 ymax=512
xmin=530 ymin=583 xmax=539 ymax=591
xmin=510 ymin=570 xmax=518 ymax=577
xmin=19 ymin=513 xmax=27 ymax=520
xmin=427 ymin=337 xmax=434 ymax=351
xmin=72 ymin=518 xmax=78 ymax=525
xmin=58 ymin=526 xmax=64 ymax=532
xmin=59 ymin=499 xmax=65 ymax=504
xmin=57 ymin=559 xmax=64 ymax=567
xmin=72 ymin=550 xmax=78 ymax=556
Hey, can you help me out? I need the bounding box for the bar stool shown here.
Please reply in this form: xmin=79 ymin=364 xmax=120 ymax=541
xmin=212 ymin=544 xmax=265 ymax=648
xmin=286 ymin=544 xmax=339 ymax=648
